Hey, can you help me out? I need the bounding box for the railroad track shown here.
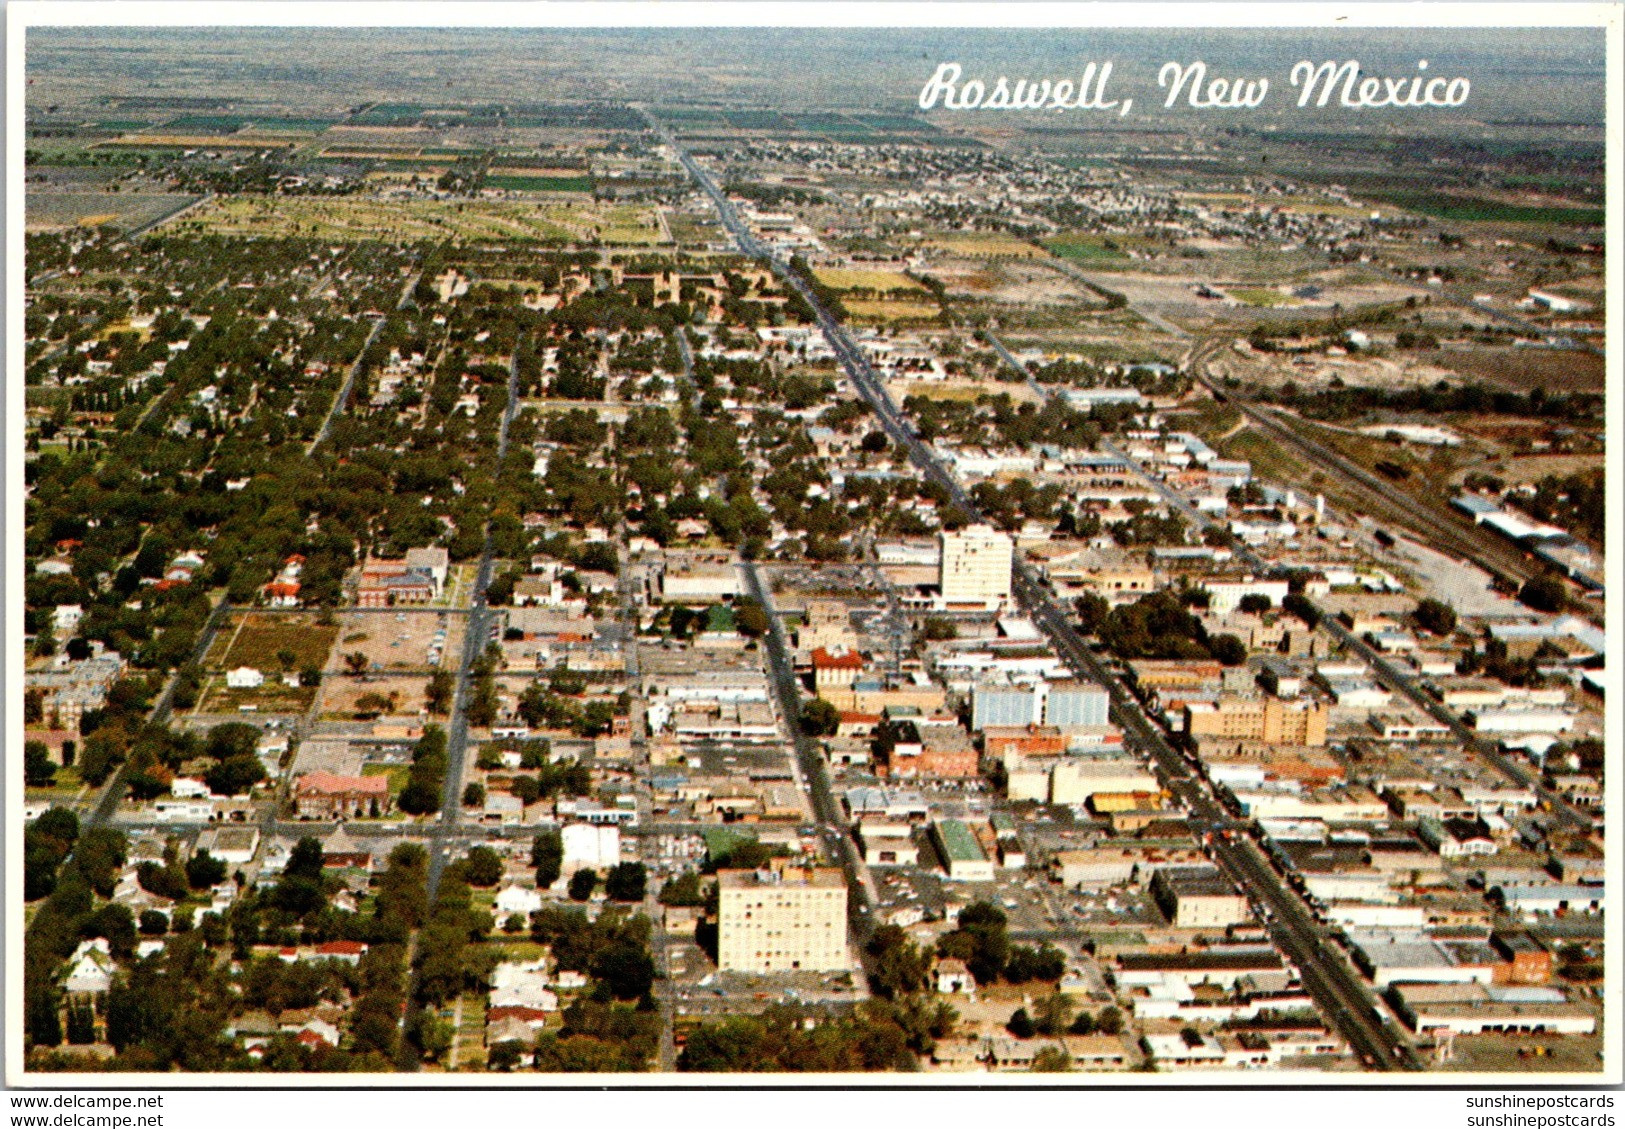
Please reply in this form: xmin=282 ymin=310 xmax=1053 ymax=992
xmin=1193 ymin=361 xmax=1601 ymax=626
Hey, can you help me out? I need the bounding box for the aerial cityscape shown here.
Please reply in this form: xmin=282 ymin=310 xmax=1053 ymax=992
xmin=15 ymin=23 xmax=1611 ymax=1079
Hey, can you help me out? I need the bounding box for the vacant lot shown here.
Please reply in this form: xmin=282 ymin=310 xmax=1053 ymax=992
xmin=320 ymin=673 xmax=433 ymax=720
xmin=211 ymin=612 xmax=339 ymax=674
xmin=844 ymin=298 xmax=940 ymax=323
xmin=333 ymin=609 xmax=464 ymax=672
xmin=1433 ymin=346 xmax=1605 ymax=394
xmin=195 ymin=675 xmax=315 ymax=715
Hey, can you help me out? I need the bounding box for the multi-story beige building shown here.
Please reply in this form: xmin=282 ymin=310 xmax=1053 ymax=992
xmin=717 ymin=866 xmax=849 ymax=973
xmin=1184 ymin=696 xmax=1329 ymax=747
xmin=939 ymin=524 xmax=1013 ymax=608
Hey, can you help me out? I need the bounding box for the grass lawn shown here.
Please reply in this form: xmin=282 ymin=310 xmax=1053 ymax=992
xmin=1228 ymin=287 xmax=1295 ymax=307
xmin=361 ymin=764 xmax=410 ymax=797
xmin=1042 ymin=234 xmax=1132 ymax=265
xmin=484 ymin=174 xmax=593 ymax=193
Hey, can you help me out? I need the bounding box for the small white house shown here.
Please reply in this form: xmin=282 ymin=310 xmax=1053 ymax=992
xmin=170 ymin=777 xmax=211 ymax=799
xmin=52 ymin=604 xmax=84 ymax=636
xmin=64 ymin=938 xmax=115 ymax=998
xmin=495 ymin=885 xmax=544 ymax=918
xmin=936 ymin=958 xmax=975 ymax=996
xmin=226 ymin=666 xmax=265 ymax=689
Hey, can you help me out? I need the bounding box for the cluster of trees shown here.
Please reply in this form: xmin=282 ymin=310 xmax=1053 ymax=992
xmin=528 ymin=905 xmax=657 ymax=1003
xmin=678 ymin=999 xmax=955 ymax=1072
xmin=1412 ymin=597 xmax=1458 ymax=636
xmin=1517 ymin=576 xmax=1568 ymax=615
xmin=396 ymin=726 xmax=449 ymax=817
xmin=1456 ymin=635 xmax=1550 ymax=689
xmin=936 ymin=903 xmax=1065 ymax=986
xmin=515 ymin=681 xmax=620 ymax=737
xmin=969 ymin=478 xmax=1066 ymax=532
xmin=499 ymin=998 xmax=661 ymax=1072
xmin=656 ymin=871 xmax=711 ymax=908
xmin=1255 ymin=379 xmax=1603 ymax=428
xmin=411 ymin=856 xmax=496 ymax=1013
xmin=1107 ymin=507 xmax=1188 ymax=548
xmin=464 ymin=645 xmax=502 ymax=730
xmin=1078 ymin=590 xmax=1248 ymax=665
xmin=1507 ymin=469 xmax=1604 ymax=545
xmin=474 ymin=752 xmax=591 ymax=810
xmin=1007 ymin=995 xmax=1123 ymax=1039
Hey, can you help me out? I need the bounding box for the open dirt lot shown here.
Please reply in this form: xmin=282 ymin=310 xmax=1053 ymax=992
xmin=335 ymin=609 xmax=465 ymax=673
xmin=319 ymin=673 xmax=432 ymax=721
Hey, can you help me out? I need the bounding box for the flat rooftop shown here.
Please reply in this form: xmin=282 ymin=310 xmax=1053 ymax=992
xmin=717 ymin=866 xmax=845 ymax=890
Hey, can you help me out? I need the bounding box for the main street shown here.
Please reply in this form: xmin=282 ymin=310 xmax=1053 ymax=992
xmin=655 ymin=109 xmax=1421 ymax=1071
xmin=422 ymin=335 xmax=524 ymax=898
xmin=740 ymin=560 xmax=881 ymax=956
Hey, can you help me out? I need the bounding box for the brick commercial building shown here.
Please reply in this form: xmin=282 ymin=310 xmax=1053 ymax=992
xmin=1184 ymin=697 xmax=1329 ymax=747
xmin=717 ymin=866 xmax=849 ymax=974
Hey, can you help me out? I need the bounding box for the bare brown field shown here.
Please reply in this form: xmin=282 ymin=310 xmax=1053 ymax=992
xmin=1434 ymin=347 xmax=1604 ymax=393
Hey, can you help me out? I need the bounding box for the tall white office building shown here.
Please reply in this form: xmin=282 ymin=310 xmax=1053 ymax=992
xmin=939 ymin=523 xmax=1013 ymax=607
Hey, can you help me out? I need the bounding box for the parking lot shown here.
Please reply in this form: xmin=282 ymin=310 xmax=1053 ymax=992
xmin=335 ymin=609 xmax=465 ymax=672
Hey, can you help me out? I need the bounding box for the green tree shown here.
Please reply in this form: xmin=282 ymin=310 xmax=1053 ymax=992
xmin=865 ymin=924 xmax=930 ymax=999
xmin=463 ymin=846 xmax=504 ymax=888
xmin=1031 ymin=1046 xmax=1072 ymax=1072
xmin=798 ymin=697 xmax=840 ymax=738
xmin=24 ymin=742 xmax=57 ymax=788
xmin=425 ymin=670 xmax=454 ymax=714
xmin=589 ymin=940 xmax=656 ymax=1000
xmin=603 ymin=862 xmax=647 ymax=903
xmin=659 ymin=871 xmax=707 ymax=907
xmin=568 ymin=868 xmax=598 ymax=902
xmin=1518 ymin=577 xmax=1566 ymax=614
xmin=1413 ymin=597 xmax=1458 ymax=636
xmin=532 ymin=831 xmax=564 ymax=887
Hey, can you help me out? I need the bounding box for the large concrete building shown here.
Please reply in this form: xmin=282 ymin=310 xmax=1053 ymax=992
xmin=1047 ymin=681 xmax=1111 ymax=728
xmin=717 ymin=866 xmax=849 ymax=973
xmin=1151 ymin=866 xmax=1253 ymax=928
xmin=1184 ymin=697 xmax=1329 ymax=747
xmin=939 ymin=524 xmax=1013 ymax=608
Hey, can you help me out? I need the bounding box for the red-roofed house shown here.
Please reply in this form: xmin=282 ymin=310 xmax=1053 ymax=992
xmin=309 ymin=940 xmax=369 ymax=965
xmin=293 ymin=772 xmax=392 ymax=819
xmin=837 ymin=712 xmax=883 ymax=738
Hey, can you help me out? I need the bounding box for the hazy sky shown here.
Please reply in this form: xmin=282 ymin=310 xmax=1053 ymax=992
xmin=27 ymin=25 xmax=1607 ymax=126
